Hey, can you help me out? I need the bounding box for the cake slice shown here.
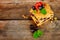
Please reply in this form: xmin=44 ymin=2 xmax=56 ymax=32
xmin=30 ymin=2 xmax=54 ymax=26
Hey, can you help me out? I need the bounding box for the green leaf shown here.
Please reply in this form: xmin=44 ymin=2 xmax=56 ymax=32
xmin=37 ymin=30 xmax=43 ymax=36
xmin=33 ymin=31 xmax=38 ymax=39
xmin=40 ymin=8 xmax=47 ymax=15
xmin=33 ymin=30 xmax=43 ymax=39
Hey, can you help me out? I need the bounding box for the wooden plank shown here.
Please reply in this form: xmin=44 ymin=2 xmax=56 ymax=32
xmin=0 ymin=20 xmax=60 ymax=40
xmin=0 ymin=4 xmax=33 ymax=20
xmin=0 ymin=0 xmax=60 ymax=19
xmin=0 ymin=4 xmax=60 ymax=20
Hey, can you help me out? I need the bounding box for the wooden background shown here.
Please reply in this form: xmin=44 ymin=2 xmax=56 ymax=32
xmin=0 ymin=0 xmax=60 ymax=40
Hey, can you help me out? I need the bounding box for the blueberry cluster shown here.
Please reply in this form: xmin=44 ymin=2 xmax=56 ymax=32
xmin=32 ymin=4 xmax=44 ymax=10
xmin=30 ymin=25 xmax=38 ymax=33
xmin=39 ymin=5 xmax=44 ymax=10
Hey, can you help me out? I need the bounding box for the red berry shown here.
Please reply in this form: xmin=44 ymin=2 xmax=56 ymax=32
xmin=34 ymin=2 xmax=43 ymax=10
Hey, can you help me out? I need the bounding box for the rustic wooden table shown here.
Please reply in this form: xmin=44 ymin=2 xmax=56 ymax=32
xmin=0 ymin=20 xmax=60 ymax=40
xmin=0 ymin=0 xmax=60 ymax=40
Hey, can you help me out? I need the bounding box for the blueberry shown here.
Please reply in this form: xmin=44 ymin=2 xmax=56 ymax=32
xmin=32 ymin=6 xmax=36 ymax=10
xmin=31 ymin=30 xmax=35 ymax=33
xmin=30 ymin=25 xmax=35 ymax=30
xmin=30 ymin=24 xmax=39 ymax=33
xmin=39 ymin=5 xmax=44 ymax=10
xmin=39 ymin=6 xmax=42 ymax=10
xmin=34 ymin=28 xmax=38 ymax=31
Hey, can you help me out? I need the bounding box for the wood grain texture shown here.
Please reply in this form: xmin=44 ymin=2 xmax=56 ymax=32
xmin=0 ymin=20 xmax=60 ymax=40
xmin=0 ymin=0 xmax=60 ymax=19
xmin=0 ymin=0 xmax=60 ymax=40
